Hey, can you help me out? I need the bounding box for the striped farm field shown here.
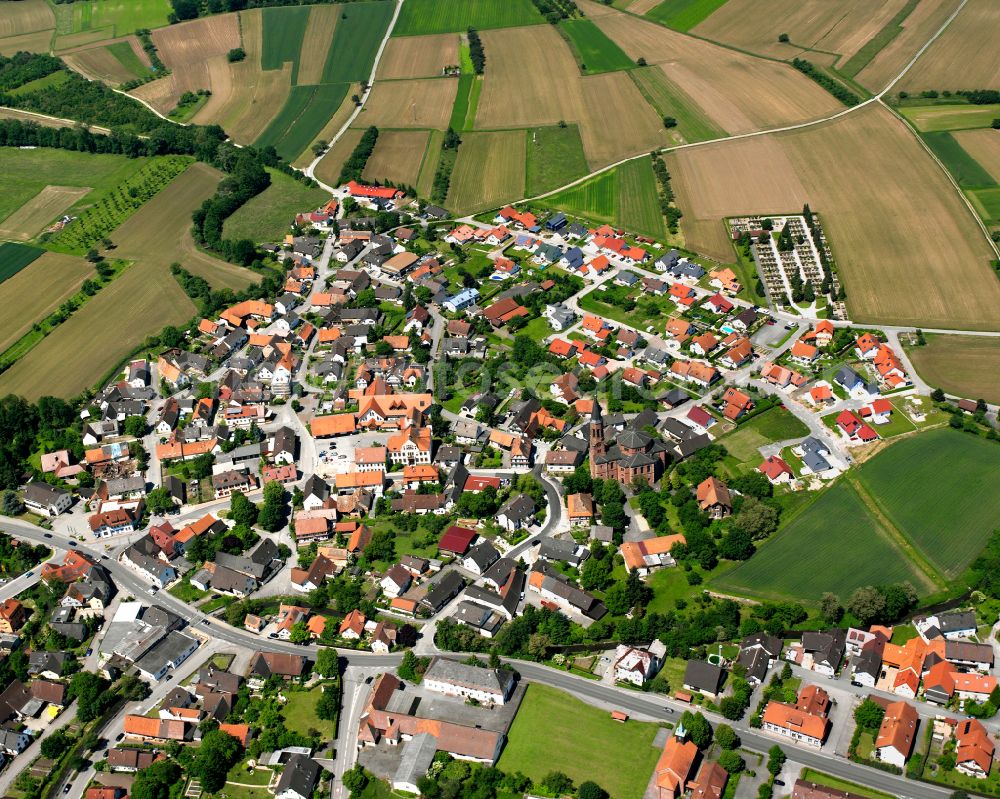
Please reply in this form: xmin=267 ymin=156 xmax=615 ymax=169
xmin=921 ymin=132 xmax=996 ymax=189
xmin=56 ymin=0 xmax=172 ymax=44
xmin=296 ymin=5 xmax=340 ymax=85
xmin=314 ymin=128 xmax=364 ymax=188
xmin=358 ymin=79 xmax=458 ymax=131
xmin=224 ymin=168 xmax=330 ymax=244
xmin=853 ymin=429 xmax=1000 ymax=580
xmin=446 ymin=130 xmax=526 ymax=214
xmin=0 ymin=242 xmax=44 ymax=283
xmin=393 ymin=0 xmax=545 ymax=36
xmin=256 ymin=83 xmax=350 ymax=161
xmin=0 ymin=186 xmax=91 ymax=242
xmin=629 ymin=65 xmax=726 ymax=144
xmin=63 ymin=38 xmax=150 ymax=85
xmin=0 ymin=252 xmax=94 ymax=353
xmin=320 ymin=2 xmax=394 ymax=83
xmin=558 ymin=18 xmax=634 ymax=74
xmin=377 ymin=33 xmax=459 ymax=79
xmin=261 ymin=5 xmax=310 ymax=81
xmin=713 ymin=480 xmax=931 ymax=602
xmin=0 ymin=0 xmax=54 ymax=39
xmin=363 ymin=130 xmax=431 ymax=188
xmin=415 ymin=129 xmax=444 ymax=198
xmin=953 ymin=129 xmax=1000 ymax=184
xmin=616 ymin=157 xmax=665 ymax=238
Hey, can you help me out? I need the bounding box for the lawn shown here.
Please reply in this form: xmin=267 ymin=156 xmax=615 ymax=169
xmin=282 ymin=685 xmax=336 ymax=737
xmin=558 ymin=18 xmax=635 ymax=74
xmin=714 ymin=481 xmax=928 ymax=602
xmin=645 ymin=0 xmax=731 ymax=32
xmin=0 ymin=242 xmax=44 ymax=284
xmin=68 ymin=0 xmax=171 ymax=37
xmin=525 ymin=125 xmax=589 ymax=197
xmin=393 ymin=0 xmax=544 ymax=36
xmin=223 ymin=168 xmax=329 ymax=243
xmin=799 ymin=769 xmax=895 ymax=799
xmin=716 ymin=407 xmax=809 ymax=466
xmin=921 ymin=131 xmax=997 ymax=189
xmin=498 ymin=684 xmax=663 ymax=799
xmin=616 ymin=156 xmax=665 ymax=238
xmin=854 ymin=428 xmax=1000 ymax=580
xmin=169 ymin=576 xmax=209 ymax=603
xmin=518 ymin=315 xmax=554 ymax=344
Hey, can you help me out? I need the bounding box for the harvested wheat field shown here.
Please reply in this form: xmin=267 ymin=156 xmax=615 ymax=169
xmin=670 ymin=104 xmax=1000 ymax=329
xmin=577 ymin=0 xmax=839 ymax=135
xmin=132 ymin=14 xmax=241 ymax=114
xmin=0 ymin=186 xmax=91 ymax=241
xmin=694 ymin=0 xmax=909 ymax=64
xmin=953 ymin=129 xmax=1000 ymax=182
xmin=627 ymin=0 xmax=663 ymax=14
xmin=0 ymin=0 xmax=53 ymax=38
xmin=357 ymin=79 xmax=458 ymax=130
xmin=0 ymin=252 xmax=94 ymax=354
xmin=362 ymin=130 xmax=430 ymax=187
xmin=315 ymin=128 xmax=364 ymax=187
xmin=899 ymin=0 xmax=1000 ymax=92
xmin=854 ymin=0 xmax=961 ymax=92
xmin=447 ymin=130 xmax=526 ymax=214
xmin=377 ymin=33 xmax=459 ymax=79
xmin=475 ymin=25 xmax=667 ymax=168
xmin=63 ymin=38 xmax=149 ymax=85
xmin=296 ymin=5 xmax=339 ymax=85
xmin=909 ymin=335 xmax=1000 ymax=404
xmin=0 ymin=29 xmax=54 ymax=55
xmin=0 ymin=252 xmax=94 ymax=352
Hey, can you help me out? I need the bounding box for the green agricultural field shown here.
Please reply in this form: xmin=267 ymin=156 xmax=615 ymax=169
xmin=546 ymin=168 xmax=617 ymax=224
xmin=257 ymin=83 xmax=350 ymax=161
xmin=839 ymin=0 xmax=920 ymax=78
xmin=0 ymin=148 xmax=153 ymax=236
xmin=854 ymin=429 xmax=1000 ymax=580
xmin=559 ymin=18 xmax=635 ymax=75
xmin=498 ymin=684 xmax=663 ymax=799
xmin=922 ymin=132 xmax=997 ymax=189
xmin=415 ymin=129 xmax=444 ymax=198
xmin=899 ymin=103 xmax=1000 ymax=133
xmin=223 ymin=168 xmax=330 ymax=243
xmin=106 ymin=40 xmax=148 ymax=79
xmin=645 ymin=0 xmax=731 ymax=31
xmin=321 ymin=1 xmax=394 ymax=83
xmin=449 ymin=74 xmax=477 ymax=131
xmin=630 ymin=66 xmax=727 ymax=142
xmin=970 ymin=187 xmax=1000 ymax=222
xmin=714 ymin=481 xmax=929 ymax=602
xmin=261 ymin=5 xmax=311 ymax=81
xmin=393 ymin=0 xmax=545 ymax=36
xmin=8 ymin=70 xmax=70 ymax=97
xmin=616 ymin=156 xmax=665 ymax=238
xmin=525 ymin=125 xmax=589 ymax=196
xmin=0 ymin=243 xmax=44 ymax=283
xmin=66 ymin=0 xmax=171 ymax=37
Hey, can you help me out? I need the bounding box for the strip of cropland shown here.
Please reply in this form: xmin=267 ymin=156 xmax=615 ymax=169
xmin=392 ymin=0 xmax=545 ymax=36
xmin=362 ymin=130 xmax=432 ymax=187
xmin=525 ymin=125 xmax=590 ymax=197
xmin=644 ymin=0 xmax=731 ymax=32
xmin=907 ymin=334 xmax=1000 ymax=405
xmin=558 ymin=18 xmax=634 ymax=74
xmin=446 ymin=130 xmax=526 ymax=214
xmin=0 ymin=242 xmax=44 ymax=283
xmin=668 ymin=103 xmax=1000 ymax=330
xmin=377 ymin=33 xmax=459 ymax=79
xmin=0 ymin=186 xmax=91 ymax=242
xmin=899 ymin=103 xmax=1000 ymax=132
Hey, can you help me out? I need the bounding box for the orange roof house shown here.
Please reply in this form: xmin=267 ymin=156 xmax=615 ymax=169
xmin=311 ymin=414 xmax=357 ymax=437
xmin=720 ymin=387 xmax=753 ymax=421
xmin=789 ymin=340 xmax=819 ymax=362
xmin=654 ymin=736 xmax=698 ymax=799
xmin=567 ymin=492 xmax=594 ymax=522
xmin=219 ymin=723 xmax=252 ymax=747
xmin=619 ymin=535 xmax=686 ymax=573
xmin=875 ymin=701 xmax=918 ymax=765
xmin=955 ymin=718 xmax=995 ymax=778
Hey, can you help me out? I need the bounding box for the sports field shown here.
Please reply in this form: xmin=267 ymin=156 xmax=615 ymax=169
xmin=898 ymin=0 xmax=1000 ymax=92
xmin=714 ymin=481 xmax=931 ymax=602
xmin=629 ymin=66 xmax=727 ymax=144
xmin=498 ymin=684 xmax=662 ymax=799
xmin=908 ymin=335 xmax=1000 ymax=405
xmin=0 ymin=242 xmax=44 ymax=283
xmin=693 ymin=0 xmax=909 ymax=64
xmin=377 ymin=33 xmax=459 ymax=80
xmin=581 ymin=0 xmax=840 ymax=136
xmin=0 ymin=252 xmax=94 ymax=353
xmin=669 ymin=104 xmax=1000 ymax=330
xmin=393 ymin=0 xmax=544 ymax=36
xmin=559 ymin=19 xmax=634 ymax=74
xmin=223 ymin=168 xmax=330 ymax=244
xmin=900 ymin=103 xmax=1000 ymax=132
xmin=358 ymin=79 xmax=457 ymax=130
xmin=645 ymin=0 xmax=731 ymax=31
xmin=446 ymin=130 xmax=526 ymax=214
xmin=362 ymin=130 xmax=431 ymax=187
xmin=525 ymin=125 xmax=590 ymax=197
xmin=0 ymin=186 xmax=91 ymax=242
xmin=854 ymin=429 xmax=1000 ymax=580
xmin=616 ymin=157 xmax=665 ymax=238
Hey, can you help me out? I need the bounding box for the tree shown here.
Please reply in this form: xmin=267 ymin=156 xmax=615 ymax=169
xmin=719 ymin=528 xmax=755 ymax=561
xmin=578 ymin=782 xmax=608 ymax=799
xmin=316 ymin=648 xmax=339 ymax=677
xmin=145 ymin=486 xmax=174 ymax=516
xmin=189 ymin=728 xmax=242 ymax=793
xmin=715 ymin=724 xmax=739 ymax=750
xmin=543 ymin=772 xmax=574 ymax=795
xmin=820 ymin=592 xmax=843 ymax=625
xmin=1 ymin=490 xmax=22 ymax=516
xmin=778 ymin=32 xmax=790 ymax=42
xmin=69 ymin=671 xmax=111 ymax=721
xmin=767 ymin=745 xmax=786 ymax=776
xmin=132 ymin=760 xmax=180 ymax=799
xmin=227 ymin=47 xmax=246 ymax=62
xmin=663 ymin=116 xmax=677 ymax=129
xmin=316 ymin=685 xmax=338 ymax=721
xmin=580 ymin=554 xmax=613 ymax=590
xmin=41 ymin=728 xmax=73 ymax=758
xmin=848 ymin=585 xmax=887 ymax=625
xmin=680 ymin=711 xmax=712 ymax=749
xmin=343 ymin=766 xmax=368 ymax=793
xmin=398 ymin=649 xmax=420 ymax=681
xmin=288 ymin=621 xmax=310 ymax=644
xmin=230 ymin=491 xmax=258 ymax=527
xmin=603 ymin=582 xmax=631 ymax=616
xmin=854 ymin=699 xmax=885 ymax=730
xmin=730 ymin=497 xmax=780 ymax=540
xmin=718 ymin=750 xmax=745 ymax=774
xmin=931 ymin=387 xmax=946 ymax=402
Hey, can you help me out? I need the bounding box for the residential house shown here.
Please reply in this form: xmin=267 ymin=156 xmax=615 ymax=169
xmin=875 ymin=701 xmax=918 ymax=768
xmin=612 ymin=641 xmax=666 ymax=686
xmin=683 ymin=660 xmax=725 ymax=698
xmin=762 ymin=685 xmax=831 ymax=748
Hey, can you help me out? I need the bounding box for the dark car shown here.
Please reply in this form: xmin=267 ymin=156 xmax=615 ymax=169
xmin=43 ymin=533 xmax=52 ymax=539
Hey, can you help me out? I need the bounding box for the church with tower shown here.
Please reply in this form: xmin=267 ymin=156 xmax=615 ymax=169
xmin=589 ymin=400 xmax=670 ymax=484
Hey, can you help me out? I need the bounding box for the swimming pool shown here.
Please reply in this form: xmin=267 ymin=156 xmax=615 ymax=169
xmin=720 ymin=325 xmax=735 ymax=334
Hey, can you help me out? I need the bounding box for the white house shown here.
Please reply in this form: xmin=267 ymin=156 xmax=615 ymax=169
xmin=613 ymin=641 xmax=665 ymax=686
xmin=422 ymin=657 xmax=514 ymax=705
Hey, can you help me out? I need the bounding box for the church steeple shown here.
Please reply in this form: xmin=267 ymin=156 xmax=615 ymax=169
xmin=589 ymin=394 xmax=605 ymax=468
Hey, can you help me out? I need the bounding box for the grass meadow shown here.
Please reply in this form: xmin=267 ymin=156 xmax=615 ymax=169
xmin=393 ymin=0 xmax=544 ymax=36
xmin=645 ymin=0 xmax=731 ymax=31
xmin=65 ymin=0 xmax=171 ymax=38
xmin=546 ymin=169 xmax=617 ymax=224
xmin=260 ymin=5 xmax=310 ymax=81
xmin=498 ymin=684 xmax=663 ymax=799
xmin=223 ymin=168 xmax=330 ymax=243
xmin=900 ymin=103 xmax=1000 ymax=133
xmin=320 ymin=1 xmax=394 ymax=83
xmin=559 ymin=18 xmax=635 ymax=74
xmin=525 ymin=125 xmax=589 ymax=196
xmin=616 ymin=156 xmax=665 ymax=237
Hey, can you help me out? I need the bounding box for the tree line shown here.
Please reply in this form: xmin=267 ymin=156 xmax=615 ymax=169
xmin=337 ymin=125 xmax=379 ymax=185
xmin=792 ymin=59 xmax=861 ymax=106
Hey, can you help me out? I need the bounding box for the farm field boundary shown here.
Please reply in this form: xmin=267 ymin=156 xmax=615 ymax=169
xmin=0 ymin=242 xmax=44 ymax=283
xmin=0 ymin=186 xmax=91 ymax=242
